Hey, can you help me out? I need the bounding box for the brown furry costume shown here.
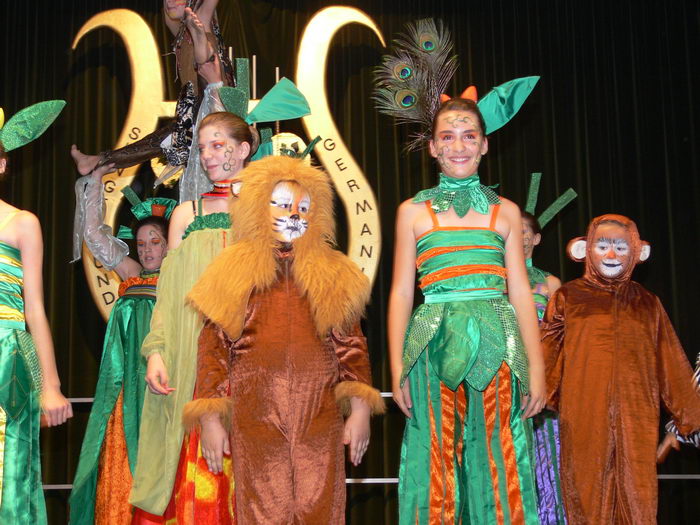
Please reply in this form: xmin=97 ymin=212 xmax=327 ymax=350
xmin=542 ymin=214 xmax=700 ymax=524
xmin=184 ymin=156 xmax=384 ymax=524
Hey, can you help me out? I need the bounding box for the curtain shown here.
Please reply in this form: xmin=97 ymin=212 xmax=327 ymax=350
xmin=1 ymin=1 xmax=698 ymax=523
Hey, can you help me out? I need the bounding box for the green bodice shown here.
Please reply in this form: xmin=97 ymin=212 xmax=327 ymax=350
xmin=402 ymin=228 xmax=528 ymax=392
xmin=0 ymin=241 xmax=26 ymax=330
xmin=183 ymin=212 xmax=231 ymax=240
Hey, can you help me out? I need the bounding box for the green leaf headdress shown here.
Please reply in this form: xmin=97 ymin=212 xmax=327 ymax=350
xmin=524 ymin=172 xmax=577 ymax=229
xmin=373 ymin=18 xmax=539 ymax=149
xmin=116 ymin=186 xmax=177 ymax=240
xmin=219 ymin=59 xmax=311 ymax=161
xmin=0 ymin=101 xmax=66 ymax=151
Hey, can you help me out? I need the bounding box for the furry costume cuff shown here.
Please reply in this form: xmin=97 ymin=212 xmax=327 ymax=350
xmin=335 ymin=381 xmax=385 ymax=416
xmin=182 ymin=397 xmax=233 ymax=431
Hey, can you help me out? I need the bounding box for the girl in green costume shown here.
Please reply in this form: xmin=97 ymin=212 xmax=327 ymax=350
xmin=387 ymin=96 xmax=545 ymax=524
xmin=0 ymin=139 xmax=72 ymax=524
xmin=69 ymin=161 xmax=174 ymax=525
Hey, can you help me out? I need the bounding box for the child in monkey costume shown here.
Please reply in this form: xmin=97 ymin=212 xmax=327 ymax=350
xmin=542 ymin=214 xmax=700 ymax=525
xmin=183 ymin=155 xmax=384 ymax=524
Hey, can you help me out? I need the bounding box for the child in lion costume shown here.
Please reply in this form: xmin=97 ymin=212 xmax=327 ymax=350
xmin=183 ymin=155 xmax=384 ymax=524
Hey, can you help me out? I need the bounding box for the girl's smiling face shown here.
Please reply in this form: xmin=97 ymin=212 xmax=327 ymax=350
xmin=429 ymin=109 xmax=488 ymax=178
xmin=198 ymin=125 xmax=250 ymax=182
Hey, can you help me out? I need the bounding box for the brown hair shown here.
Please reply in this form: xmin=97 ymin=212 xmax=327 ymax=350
xmin=135 ymin=215 xmax=169 ymax=240
xmin=199 ymin=112 xmax=260 ymax=164
xmin=521 ymin=211 xmax=541 ymax=236
xmin=431 ymin=98 xmax=487 ymax=139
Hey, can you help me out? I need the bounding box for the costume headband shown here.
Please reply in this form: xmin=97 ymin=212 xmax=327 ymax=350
xmin=373 ymin=18 xmax=539 ymax=149
xmin=0 ymin=101 xmax=66 ymax=151
xmin=116 ymin=186 xmax=176 ymax=239
xmin=524 ymin=172 xmax=577 ymax=229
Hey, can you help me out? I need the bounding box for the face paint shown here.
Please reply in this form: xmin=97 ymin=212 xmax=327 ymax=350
xmin=429 ymin=110 xmax=488 ymax=178
xmin=136 ymin=225 xmax=168 ymax=271
xmin=198 ymin=125 xmax=246 ymax=182
xmin=590 ymin=223 xmax=632 ymax=278
xmin=164 ymin=0 xmax=187 ymax=20
xmin=269 ymin=181 xmax=310 ymax=243
xmin=522 ymin=220 xmax=537 ymax=259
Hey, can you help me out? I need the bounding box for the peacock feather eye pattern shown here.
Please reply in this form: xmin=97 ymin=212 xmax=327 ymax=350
xmin=395 ymin=90 xmax=417 ymax=108
xmin=393 ymin=63 xmax=413 ymax=80
xmin=420 ymin=34 xmax=436 ymax=52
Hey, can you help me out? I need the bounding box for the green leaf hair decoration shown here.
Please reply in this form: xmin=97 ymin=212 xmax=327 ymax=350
xmin=525 ymin=172 xmax=577 ymax=228
xmin=116 ymin=187 xmax=177 ymax=239
xmin=477 ymin=77 xmax=540 ymax=135
xmin=279 ymin=135 xmax=321 ymax=161
xmin=0 ymin=100 xmax=66 ymax=151
xmin=218 ymin=59 xmax=311 ymax=163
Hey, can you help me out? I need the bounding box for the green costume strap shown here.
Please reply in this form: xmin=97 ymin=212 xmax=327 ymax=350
xmin=412 ymin=173 xmax=500 ymax=217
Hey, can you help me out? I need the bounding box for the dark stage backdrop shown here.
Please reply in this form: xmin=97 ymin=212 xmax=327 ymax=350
xmin=2 ymin=1 xmax=699 ymax=523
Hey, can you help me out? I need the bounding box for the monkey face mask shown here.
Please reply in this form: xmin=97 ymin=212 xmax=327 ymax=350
xmin=568 ymin=214 xmax=650 ymax=286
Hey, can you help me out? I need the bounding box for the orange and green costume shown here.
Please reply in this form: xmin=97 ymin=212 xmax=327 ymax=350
xmin=398 ymin=174 xmax=538 ymax=525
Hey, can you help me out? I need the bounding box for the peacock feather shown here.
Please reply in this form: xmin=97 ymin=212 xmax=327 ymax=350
xmin=373 ymin=19 xmax=457 ymax=150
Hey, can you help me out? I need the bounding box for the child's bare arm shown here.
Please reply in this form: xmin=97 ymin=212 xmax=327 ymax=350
xmin=18 ymin=212 xmax=73 ymax=426
xmin=501 ymin=199 xmax=545 ymax=418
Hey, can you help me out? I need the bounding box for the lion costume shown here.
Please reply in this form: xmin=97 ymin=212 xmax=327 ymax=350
xmin=184 ymin=156 xmax=384 ymax=524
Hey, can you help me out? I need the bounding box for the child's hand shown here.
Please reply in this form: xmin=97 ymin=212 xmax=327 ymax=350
xmin=392 ymin=378 xmax=412 ymax=418
xmin=522 ymin=362 xmax=546 ymax=419
xmin=41 ymin=386 xmax=73 ymax=427
xmin=656 ymin=432 xmax=680 ymax=464
xmin=90 ymin=162 xmax=116 ymax=180
xmin=145 ymin=353 xmax=175 ymax=395
xmin=343 ymin=397 xmax=371 ymax=466
xmin=200 ymin=414 xmax=230 ymax=474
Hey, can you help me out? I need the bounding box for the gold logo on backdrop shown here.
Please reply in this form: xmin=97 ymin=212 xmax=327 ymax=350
xmin=296 ymin=7 xmax=384 ymax=283
xmin=73 ymin=7 xmax=383 ymax=320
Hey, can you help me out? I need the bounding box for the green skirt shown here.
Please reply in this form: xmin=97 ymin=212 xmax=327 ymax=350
xmin=69 ymin=293 xmax=154 ymax=525
xmin=0 ymin=327 xmax=46 ymax=525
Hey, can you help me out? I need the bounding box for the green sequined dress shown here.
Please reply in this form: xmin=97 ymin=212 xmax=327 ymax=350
xmin=398 ymin=182 xmax=538 ymax=525
xmin=0 ymin=241 xmax=46 ymax=524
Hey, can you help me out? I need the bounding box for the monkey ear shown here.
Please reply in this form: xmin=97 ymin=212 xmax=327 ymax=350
xmin=567 ymin=237 xmax=587 ymax=262
xmin=639 ymin=241 xmax=651 ymax=262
